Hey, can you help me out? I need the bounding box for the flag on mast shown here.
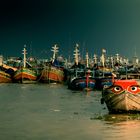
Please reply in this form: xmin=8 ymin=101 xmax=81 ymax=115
xmin=102 ymin=48 xmax=106 ymax=53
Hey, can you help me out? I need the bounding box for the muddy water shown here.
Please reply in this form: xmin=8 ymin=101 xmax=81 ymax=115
xmin=0 ymin=83 xmax=140 ymax=140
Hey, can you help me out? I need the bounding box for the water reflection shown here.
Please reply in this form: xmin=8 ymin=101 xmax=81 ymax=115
xmin=104 ymin=113 xmax=140 ymax=122
xmin=100 ymin=114 xmax=140 ymax=140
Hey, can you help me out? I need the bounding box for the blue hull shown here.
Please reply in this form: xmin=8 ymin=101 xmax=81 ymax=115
xmin=95 ymin=77 xmax=113 ymax=90
xmin=68 ymin=77 xmax=96 ymax=90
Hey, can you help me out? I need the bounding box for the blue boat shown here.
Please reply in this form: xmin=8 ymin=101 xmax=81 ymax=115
xmin=94 ymin=69 xmax=114 ymax=90
xmin=68 ymin=68 xmax=96 ymax=91
xmin=67 ymin=44 xmax=96 ymax=91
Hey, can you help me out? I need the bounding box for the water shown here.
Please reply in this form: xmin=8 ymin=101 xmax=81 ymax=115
xmin=0 ymin=83 xmax=140 ymax=140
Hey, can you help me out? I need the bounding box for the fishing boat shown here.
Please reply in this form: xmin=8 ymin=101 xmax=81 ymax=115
xmin=95 ymin=68 xmax=114 ymax=89
xmin=118 ymin=65 xmax=140 ymax=84
xmin=39 ymin=44 xmax=64 ymax=83
xmin=0 ymin=55 xmax=16 ymax=83
xmin=68 ymin=68 xmax=96 ymax=91
xmin=39 ymin=63 xmax=64 ymax=83
xmin=13 ymin=46 xmax=38 ymax=83
xmin=0 ymin=68 xmax=12 ymax=83
xmin=101 ymin=79 xmax=140 ymax=113
xmin=68 ymin=45 xmax=96 ymax=91
xmin=94 ymin=49 xmax=115 ymax=90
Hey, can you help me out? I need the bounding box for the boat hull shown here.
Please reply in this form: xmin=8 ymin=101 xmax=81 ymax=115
xmin=13 ymin=68 xmax=37 ymax=83
xmin=39 ymin=66 xmax=64 ymax=83
xmin=95 ymin=77 xmax=113 ymax=90
xmin=102 ymin=80 xmax=140 ymax=113
xmin=102 ymin=91 xmax=140 ymax=113
xmin=0 ymin=71 xmax=12 ymax=83
xmin=68 ymin=77 xmax=96 ymax=90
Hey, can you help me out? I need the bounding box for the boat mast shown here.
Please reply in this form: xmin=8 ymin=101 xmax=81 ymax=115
xmin=93 ymin=54 xmax=97 ymax=65
xmin=101 ymin=49 xmax=106 ymax=78
xmin=115 ymin=53 xmax=120 ymax=63
xmin=51 ymin=44 xmax=59 ymax=62
xmin=85 ymin=51 xmax=89 ymax=68
xmin=110 ymin=56 xmax=114 ymax=68
xmin=73 ymin=43 xmax=80 ymax=65
xmin=0 ymin=55 xmax=3 ymax=66
xmin=101 ymin=49 xmax=106 ymax=67
xmin=22 ymin=45 xmax=27 ymax=68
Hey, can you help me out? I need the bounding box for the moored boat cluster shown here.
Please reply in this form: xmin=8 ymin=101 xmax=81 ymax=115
xmin=1 ymin=43 xmax=140 ymax=113
xmin=0 ymin=43 xmax=140 ymax=89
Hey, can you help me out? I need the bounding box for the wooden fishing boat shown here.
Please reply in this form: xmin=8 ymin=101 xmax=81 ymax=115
xmin=118 ymin=66 xmax=140 ymax=84
xmin=68 ymin=68 xmax=96 ymax=91
xmin=67 ymin=45 xmax=96 ymax=91
xmin=95 ymin=70 xmax=114 ymax=89
xmin=0 ymin=69 xmax=12 ymax=83
xmin=13 ymin=67 xmax=38 ymax=83
xmin=0 ymin=55 xmax=17 ymax=83
xmin=94 ymin=49 xmax=115 ymax=90
xmin=101 ymin=79 xmax=140 ymax=113
xmin=39 ymin=44 xmax=64 ymax=83
xmin=13 ymin=46 xmax=38 ymax=83
xmin=39 ymin=64 xmax=64 ymax=83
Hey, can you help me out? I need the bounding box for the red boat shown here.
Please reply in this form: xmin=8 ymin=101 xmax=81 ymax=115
xmin=101 ymin=79 xmax=140 ymax=113
xmin=38 ymin=44 xmax=64 ymax=83
xmin=39 ymin=65 xmax=64 ymax=83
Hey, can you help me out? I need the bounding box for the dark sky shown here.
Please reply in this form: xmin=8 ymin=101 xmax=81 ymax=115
xmin=0 ymin=0 xmax=140 ymax=59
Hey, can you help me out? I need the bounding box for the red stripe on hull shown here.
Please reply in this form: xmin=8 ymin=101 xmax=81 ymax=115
xmin=14 ymin=72 xmax=37 ymax=81
xmin=41 ymin=69 xmax=64 ymax=83
xmin=0 ymin=75 xmax=12 ymax=83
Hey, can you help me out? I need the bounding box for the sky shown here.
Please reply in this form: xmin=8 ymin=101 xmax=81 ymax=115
xmin=0 ymin=0 xmax=140 ymax=60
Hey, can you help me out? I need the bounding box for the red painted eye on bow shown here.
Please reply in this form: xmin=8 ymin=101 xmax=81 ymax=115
xmin=127 ymin=85 xmax=140 ymax=94
xmin=111 ymin=86 xmax=124 ymax=94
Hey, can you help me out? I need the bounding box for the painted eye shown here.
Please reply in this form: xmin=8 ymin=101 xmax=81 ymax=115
xmin=111 ymin=86 xmax=123 ymax=94
xmin=128 ymin=85 xmax=140 ymax=94
xmin=114 ymin=86 xmax=121 ymax=92
xmin=130 ymin=86 xmax=137 ymax=91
